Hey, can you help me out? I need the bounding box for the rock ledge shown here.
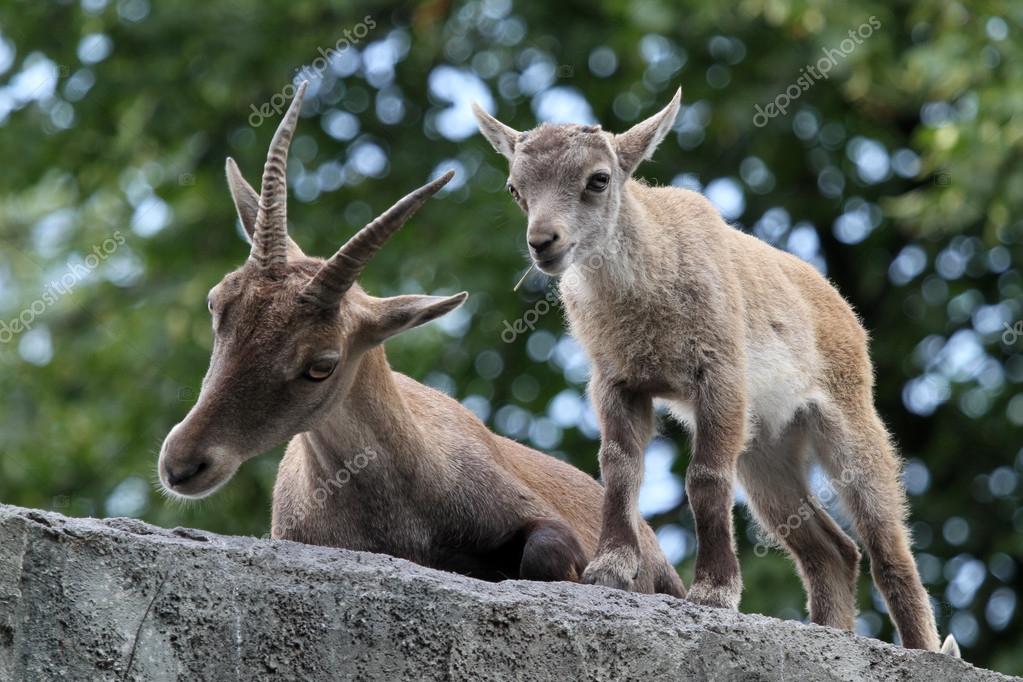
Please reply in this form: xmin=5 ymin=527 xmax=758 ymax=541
xmin=0 ymin=504 xmax=1013 ymax=681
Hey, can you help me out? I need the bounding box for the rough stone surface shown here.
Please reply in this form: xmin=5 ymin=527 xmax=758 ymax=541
xmin=0 ymin=504 xmax=1015 ymax=681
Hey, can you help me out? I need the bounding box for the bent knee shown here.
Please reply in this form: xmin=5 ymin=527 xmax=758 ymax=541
xmin=835 ymin=533 xmax=862 ymax=570
xmin=654 ymin=563 xmax=686 ymax=598
xmin=519 ymin=518 xmax=588 ymax=582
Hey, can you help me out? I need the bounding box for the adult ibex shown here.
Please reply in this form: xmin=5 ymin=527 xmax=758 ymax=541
xmin=474 ymin=89 xmax=958 ymax=654
xmin=158 ymin=83 xmax=684 ymax=595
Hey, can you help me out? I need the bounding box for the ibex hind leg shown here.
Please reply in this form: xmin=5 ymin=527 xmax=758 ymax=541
xmin=811 ymin=401 xmax=941 ymax=651
xmin=738 ymin=421 xmax=860 ymax=630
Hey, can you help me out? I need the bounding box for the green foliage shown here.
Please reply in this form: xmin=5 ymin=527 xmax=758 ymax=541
xmin=0 ymin=0 xmax=1019 ymax=672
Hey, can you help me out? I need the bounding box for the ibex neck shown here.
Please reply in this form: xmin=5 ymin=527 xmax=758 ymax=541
xmin=575 ymin=180 xmax=661 ymax=292
xmin=300 ymin=345 xmax=424 ymax=479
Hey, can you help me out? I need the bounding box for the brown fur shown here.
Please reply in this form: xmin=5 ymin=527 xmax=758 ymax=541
xmin=157 ymin=88 xmax=684 ymax=596
xmin=269 ymin=337 xmax=677 ymax=593
xmin=474 ymin=90 xmax=946 ymax=651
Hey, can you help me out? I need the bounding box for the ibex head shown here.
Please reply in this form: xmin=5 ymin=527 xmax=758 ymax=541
xmin=159 ymin=82 xmax=464 ymax=499
xmin=472 ymin=89 xmax=681 ymax=275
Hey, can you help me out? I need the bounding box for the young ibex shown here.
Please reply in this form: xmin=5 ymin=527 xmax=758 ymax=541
xmin=474 ymin=90 xmax=958 ymax=654
xmin=157 ymin=83 xmax=684 ymax=595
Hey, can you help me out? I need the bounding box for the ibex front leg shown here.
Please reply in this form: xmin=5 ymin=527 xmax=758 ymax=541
xmin=685 ymin=380 xmax=746 ymax=609
xmin=582 ymin=380 xmax=655 ymax=591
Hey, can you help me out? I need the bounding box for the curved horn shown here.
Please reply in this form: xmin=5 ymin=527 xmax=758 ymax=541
xmin=250 ymin=81 xmax=308 ymax=272
xmin=302 ymin=171 xmax=454 ymax=309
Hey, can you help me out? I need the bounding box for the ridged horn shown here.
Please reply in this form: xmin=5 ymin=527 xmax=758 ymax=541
xmin=250 ymin=81 xmax=308 ymax=272
xmin=302 ymin=171 xmax=455 ymax=309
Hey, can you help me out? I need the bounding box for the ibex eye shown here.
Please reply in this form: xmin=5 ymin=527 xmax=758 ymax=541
xmin=207 ymin=297 xmax=214 ymax=314
xmin=586 ymin=172 xmax=610 ymax=193
xmin=304 ymin=357 xmax=338 ymax=381
xmin=507 ymin=183 xmax=520 ymax=201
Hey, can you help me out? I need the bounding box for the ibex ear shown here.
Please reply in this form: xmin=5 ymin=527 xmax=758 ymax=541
xmin=613 ymin=88 xmax=681 ymax=176
xmin=472 ymin=102 xmax=520 ymax=161
xmin=225 ymin=157 xmax=305 ymax=259
xmin=363 ymin=292 xmax=468 ymax=345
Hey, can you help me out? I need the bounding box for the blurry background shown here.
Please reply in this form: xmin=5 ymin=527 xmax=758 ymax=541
xmin=0 ymin=0 xmax=1020 ymax=672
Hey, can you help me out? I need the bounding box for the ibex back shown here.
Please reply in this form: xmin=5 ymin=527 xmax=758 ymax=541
xmin=157 ymin=83 xmax=684 ymax=595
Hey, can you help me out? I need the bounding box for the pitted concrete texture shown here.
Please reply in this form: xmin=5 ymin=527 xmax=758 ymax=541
xmin=0 ymin=504 xmax=1015 ymax=681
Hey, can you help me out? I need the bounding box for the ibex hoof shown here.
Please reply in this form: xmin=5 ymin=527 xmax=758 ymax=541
xmin=582 ymin=547 xmax=640 ymax=591
xmin=687 ymin=578 xmax=741 ymax=610
xmin=940 ymin=634 xmax=961 ymax=658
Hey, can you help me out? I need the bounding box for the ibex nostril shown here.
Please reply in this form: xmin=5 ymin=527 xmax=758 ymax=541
xmin=528 ymin=233 xmax=559 ymax=254
xmin=165 ymin=458 xmax=208 ymax=487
